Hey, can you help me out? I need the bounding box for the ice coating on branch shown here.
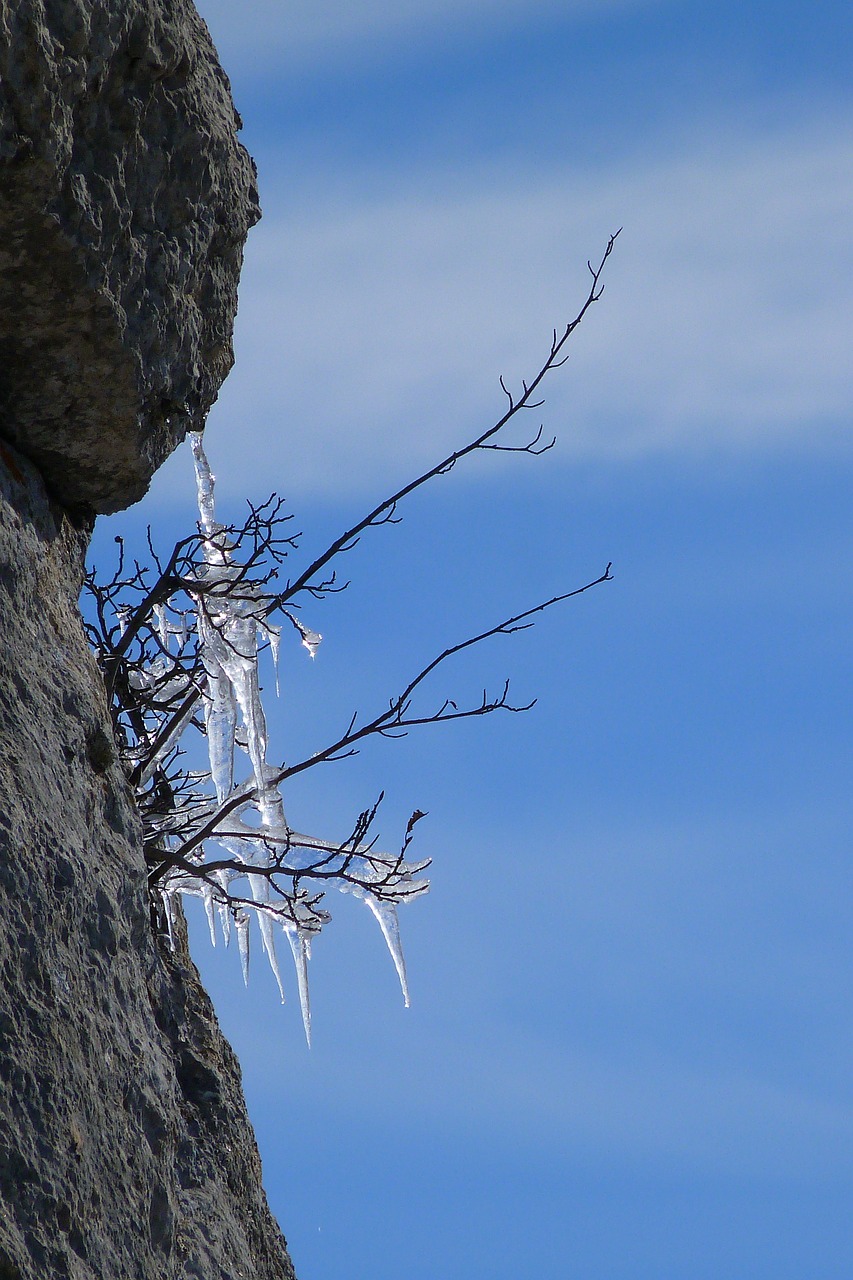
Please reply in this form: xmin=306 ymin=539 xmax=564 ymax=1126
xmin=141 ymin=433 xmax=429 ymax=1039
xmin=300 ymin=627 xmax=322 ymax=660
xmin=283 ymin=608 xmax=322 ymax=661
xmin=154 ymin=603 xmax=169 ymax=650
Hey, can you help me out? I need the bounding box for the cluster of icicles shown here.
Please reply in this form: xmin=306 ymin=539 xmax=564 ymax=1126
xmin=149 ymin=434 xmax=429 ymax=1044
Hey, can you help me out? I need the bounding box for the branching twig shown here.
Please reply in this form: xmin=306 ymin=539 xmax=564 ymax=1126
xmin=270 ymin=231 xmax=619 ymax=609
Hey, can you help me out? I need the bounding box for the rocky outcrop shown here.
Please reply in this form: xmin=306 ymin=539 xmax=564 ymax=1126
xmin=0 ymin=5 xmax=297 ymax=1278
xmin=0 ymin=0 xmax=260 ymax=514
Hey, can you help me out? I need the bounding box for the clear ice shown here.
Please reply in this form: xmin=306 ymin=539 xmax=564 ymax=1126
xmin=147 ymin=433 xmax=429 ymax=1044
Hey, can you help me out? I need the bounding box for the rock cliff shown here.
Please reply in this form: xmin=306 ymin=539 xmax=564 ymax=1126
xmin=0 ymin=0 xmax=259 ymax=514
xmin=0 ymin=4 xmax=297 ymax=1278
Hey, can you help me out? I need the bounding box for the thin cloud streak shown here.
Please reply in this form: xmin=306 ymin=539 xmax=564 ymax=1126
xmin=200 ymin=116 xmax=853 ymax=502
xmin=231 ymin=1007 xmax=853 ymax=1175
xmin=196 ymin=0 xmax=664 ymax=72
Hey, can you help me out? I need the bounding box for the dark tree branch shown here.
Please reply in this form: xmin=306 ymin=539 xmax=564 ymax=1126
xmin=269 ymin=231 xmax=620 ymax=610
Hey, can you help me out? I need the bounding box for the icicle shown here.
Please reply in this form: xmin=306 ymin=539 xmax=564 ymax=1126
xmin=284 ymin=925 xmax=312 ymax=1047
xmin=259 ymin=913 xmax=287 ymax=1003
xmin=200 ymin=651 xmax=237 ymax=803
xmin=248 ymin=872 xmax=287 ymax=1003
xmin=190 ymin=432 xmax=217 ymax=533
xmin=202 ymin=882 xmax=217 ymax=947
xmin=364 ymin=897 xmax=411 ymax=1007
xmin=235 ymin=910 xmax=250 ymax=986
xmin=268 ymin=624 xmax=281 ymax=696
xmin=229 ymin=630 xmax=269 ymax=795
xmin=205 ymin=609 xmax=269 ymax=799
xmin=216 ymin=870 xmax=232 ymax=946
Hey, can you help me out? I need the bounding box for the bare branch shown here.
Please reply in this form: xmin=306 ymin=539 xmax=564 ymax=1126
xmin=269 ymin=232 xmax=620 ymax=611
xmin=170 ymin=562 xmax=612 ymax=864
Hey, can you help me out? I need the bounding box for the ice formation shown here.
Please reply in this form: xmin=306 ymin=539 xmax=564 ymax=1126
xmin=142 ymin=434 xmax=428 ymax=1044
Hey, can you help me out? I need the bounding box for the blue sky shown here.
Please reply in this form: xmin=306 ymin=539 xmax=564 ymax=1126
xmin=90 ymin=1 xmax=852 ymax=1275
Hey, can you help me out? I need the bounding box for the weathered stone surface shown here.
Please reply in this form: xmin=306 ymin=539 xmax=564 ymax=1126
xmin=0 ymin=5 xmax=298 ymax=1277
xmin=0 ymin=439 xmax=296 ymax=1279
xmin=0 ymin=0 xmax=260 ymax=514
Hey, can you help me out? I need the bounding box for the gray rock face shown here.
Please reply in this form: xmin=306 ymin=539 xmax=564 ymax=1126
xmin=0 ymin=440 xmax=297 ymax=1279
xmin=0 ymin=6 xmax=298 ymax=1278
xmin=0 ymin=0 xmax=260 ymax=514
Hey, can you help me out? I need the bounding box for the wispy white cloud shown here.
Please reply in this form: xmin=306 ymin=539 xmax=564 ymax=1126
xmin=216 ymin=945 xmax=853 ymax=1176
xmin=195 ymin=0 xmax=662 ymax=73
xmin=409 ymin=1039 xmax=853 ymax=1172
xmin=238 ymin=1018 xmax=853 ymax=1173
xmin=195 ymin=115 xmax=852 ymax=503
